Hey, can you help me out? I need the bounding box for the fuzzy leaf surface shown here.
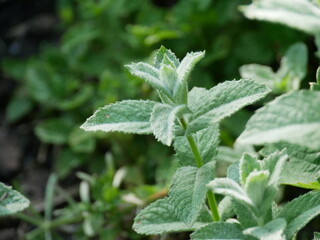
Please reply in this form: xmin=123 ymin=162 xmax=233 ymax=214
xmin=244 ymin=218 xmax=287 ymax=240
xmin=174 ymin=125 xmax=219 ymax=166
xmin=244 ymin=170 xmax=269 ymax=208
xmin=187 ymin=80 xmax=270 ymax=134
xmin=241 ymin=0 xmax=320 ymax=35
xmin=169 ymin=162 xmax=215 ymax=226
xmin=278 ymin=191 xmax=320 ymax=239
xmin=150 ymin=103 xmax=186 ymax=146
xmin=0 ymin=182 xmax=30 ymax=216
xmin=126 ymin=62 xmax=170 ymax=97
xmin=133 ymin=198 xmax=210 ymax=235
xmin=81 ymin=100 xmax=156 ymax=134
xmin=260 ymin=143 xmax=320 ymax=187
xmin=238 ymin=90 xmax=320 ymax=150
xmin=154 ymin=46 xmax=180 ymax=69
xmin=277 ymin=42 xmax=307 ymax=90
xmin=178 ymin=51 xmax=205 ymax=83
xmin=191 ymin=222 xmax=247 ymax=240
xmin=240 ymin=64 xmax=276 ymax=89
xmin=208 ymin=178 xmax=254 ymax=207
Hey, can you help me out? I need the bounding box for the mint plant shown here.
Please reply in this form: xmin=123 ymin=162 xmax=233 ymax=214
xmin=82 ymin=46 xmax=320 ymax=239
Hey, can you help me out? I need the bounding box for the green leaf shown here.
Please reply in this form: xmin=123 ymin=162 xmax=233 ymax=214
xmin=150 ymin=103 xmax=186 ymax=146
xmin=260 ymin=143 xmax=320 ymax=187
xmin=191 ymin=222 xmax=246 ymax=240
xmin=178 ymin=51 xmax=205 ymax=83
xmin=126 ymin=62 xmax=171 ymax=97
xmin=0 ymin=182 xmax=30 ymax=216
xmin=81 ymin=100 xmax=156 ymax=134
xmin=154 ymin=46 xmax=180 ymax=69
xmin=244 ymin=218 xmax=287 ymax=240
xmin=6 ymin=94 xmax=33 ymax=123
xmin=240 ymin=153 xmax=260 ymax=186
xmin=240 ymin=64 xmax=277 ymax=89
xmin=260 ymin=150 xmax=288 ymax=186
xmin=35 ymin=118 xmax=73 ymax=144
xmin=174 ymin=125 xmax=220 ymax=166
xmin=160 ymin=64 xmax=178 ymax=94
xmin=314 ymin=232 xmax=320 ymax=240
xmin=240 ymin=42 xmax=307 ymax=93
xmin=244 ymin=170 xmax=269 ymax=208
xmin=241 ymin=0 xmax=320 ymax=35
xmin=277 ymin=42 xmax=307 ymax=91
xmin=187 ymin=80 xmax=270 ymax=134
xmin=168 ymin=162 xmax=215 ymax=226
xmin=238 ymin=90 xmax=320 ymax=150
xmin=133 ymin=198 xmax=210 ymax=235
xmin=278 ymin=191 xmax=320 ymax=239
xmin=208 ymin=178 xmax=254 ymax=207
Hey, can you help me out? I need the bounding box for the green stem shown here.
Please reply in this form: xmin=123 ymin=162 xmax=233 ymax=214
xmin=179 ymin=118 xmax=220 ymax=221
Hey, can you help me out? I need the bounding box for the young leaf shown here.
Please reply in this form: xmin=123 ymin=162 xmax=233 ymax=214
xmin=150 ymin=103 xmax=187 ymax=146
xmin=241 ymin=0 xmax=320 ymax=35
xmin=168 ymin=162 xmax=215 ymax=226
xmin=238 ymin=90 xmax=320 ymax=150
xmin=81 ymin=100 xmax=157 ymax=134
xmin=207 ymin=178 xmax=254 ymax=207
xmin=244 ymin=170 xmax=269 ymax=208
xmin=0 ymin=182 xmax=30 ymax=216
xmin=243 ymin=218 xmax=287 ymax=240
xmin=174 ymin=125 xmax=220 ymax=166
xmin=160 ymin=64 xmax=178 ymax=94
xmin=260 ymin=150 xmax=288 ymax=186
xmin=154 ymin=46 xmax=180 ymax=69
xmin=178 ymin=51 xmax=205 ymax=83
xmin=187 ymin=80 xmax=270 ymax=134
xmin=191 ymin=222 xmax=246 ymax=240
xmin=278 ymin=191 xmax=320 ymax=239
xmin=126 ymin=62 xmax=171 ymax=98
xmin=133 ymin=198 xmax=210 ymax=235
xmin=240 ymin=153 xmax=261 ymax=186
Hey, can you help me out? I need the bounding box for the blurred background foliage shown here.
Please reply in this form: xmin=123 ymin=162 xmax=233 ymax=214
xmin=0 ymin=0 xmax=317 ymax=239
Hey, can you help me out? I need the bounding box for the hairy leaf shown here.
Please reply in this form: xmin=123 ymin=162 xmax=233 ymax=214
xmin=174 ymin=125 xmax=220 ymax=166
xmin=241 ymin=0 xmax=320 ymax=35
xmin=178 ymin=51 xmax=205 ymax=83
xmin=133 ymin=198 xmax=210 ymax=235
xmin=260 ymin=143 xmax=320 ymax=187
xmin=191 ymin=222 xmax=246 ymax=240
xmin=0 ymin=182 xmax=30 ymax=216
xmin=169 ymin=162 xmax=215 ymax=225
xmin=238 ymin=90 xmax=320 ymax=150
xmin=208 ymin=178 xmax=254 ymax=207
xmin=154 ymin=46 xmax=180 ymax=69
xmin=187 ymin=80 xmax=270 ymax=134
xmin=278 ymin=191 xmax=320 ymax=239
xmin=244 ymin=170 xmax=269 ymax=208
xmin=240 ymin=153 xmax=260 ymax=185
xmin=126 ymin=62 xmax=171 ymax=97
xmin=81 ymin=100 xmax=156 ymax=134
xmin=277 ymin=42 xmax=307 ymax=91
xmin=240 ymin=64 xmax=276 ymax=90
xmin=244 ymin=218 xmax=287 ymax=240
xmin=150 ymin=103 xmax=187 ymax=146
